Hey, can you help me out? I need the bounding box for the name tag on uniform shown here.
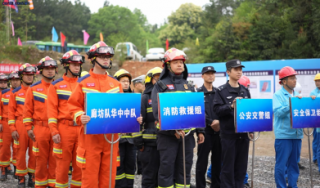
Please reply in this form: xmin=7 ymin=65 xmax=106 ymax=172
xmin=36 ymin=88 xmax=43 ymax=92
xmin=59 ymin=85 xmax=67 ymax=88
xmin=86 ymin=83 xmax=95 ymax=87
xmin=167 ymin=85 xmax=175 ymax=90
xmin=18 ymin=93 xmax=24 ymax=96
xmin=148 ymin=99 xmax=152 ymax=105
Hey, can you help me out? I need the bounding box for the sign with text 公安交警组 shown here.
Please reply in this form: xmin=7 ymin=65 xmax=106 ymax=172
xmin=85 ymin=93 xmax=141 ymax=134
xmin=290 ymin=97 xmax=320 ymax=128
xmin=158 ymin=92 xmax=205 ymax=130
xmin=235 ymin=99 xmax=273 ymax=133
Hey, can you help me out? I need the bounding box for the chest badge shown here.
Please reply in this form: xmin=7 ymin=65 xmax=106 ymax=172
xmin=227 ymin=96 xmax=232 ymax=99
xmin=36 ymin=88 xmax=43 ymax=92
xmin=59 ymin=85 xmax=67 ymax=89
xmin=110 ymin=82 xmax=114 ymax=87
xmin=148 ymin=99 xmax=152 ymax=105
xmin=167 ymin=84 xmax=175 ymax=90
xmin=184 ymin=84 xmax=188 ymax=89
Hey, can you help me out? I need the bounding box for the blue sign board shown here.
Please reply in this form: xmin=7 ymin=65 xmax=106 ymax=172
xmin=290 ymin=97 xmax=320 ymax=128
xmin=85 ymin=93 xmax=141 ymax=134
xmin=158 ymin=92 xmax=205 ymax=130
xmin=235 ymin=99 xmax=273 ymax=133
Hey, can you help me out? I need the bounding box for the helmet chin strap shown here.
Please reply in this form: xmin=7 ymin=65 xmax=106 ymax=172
xmin=42 ymin=74 xmax=55 ymax=80
xmin=0 ymin=87 xmax=7 ymax=90
xmin=93 ymin=59 xmax=112 ymax=69
xmin=65 ymin=66 xmax=81 ymax=77
xmin=21 ymin=75 xmax=34 ymax=86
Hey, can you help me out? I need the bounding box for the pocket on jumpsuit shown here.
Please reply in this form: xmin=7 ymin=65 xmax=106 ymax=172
xmin=53 ymin=143 xmax=63 ymax=159
xmin=13 ymin=139 xmax=20 ymax=149
xmin=32 ymin=142 xmax=39 ymax=157
xmin=76 ymin=147 xmax=86 ymax=169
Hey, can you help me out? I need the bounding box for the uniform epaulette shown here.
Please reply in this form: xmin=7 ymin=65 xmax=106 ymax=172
xmin=12 ymin=86 xmax=21 ymax=94
xmin=52 ymin=77 xmax=64 ymax=85
xmin=218 ymin=84 xmax=226 ymax=91
xmin=77 ymin=74 xmax=90 ymax=83
xmin=108 ymin=75 xmax=118 ymax=82
xmin=1 ymin=88 xmax=10 ymax=94
xmin=31 ymin=81 xmax=41 ymax=87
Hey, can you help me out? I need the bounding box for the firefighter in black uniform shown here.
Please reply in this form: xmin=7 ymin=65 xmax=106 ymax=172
xmin=114 ymin=69 xmax=137 ymax=187
xmin=196 ymin=66 xmax=221 ymax=188
xmin=133 ymin=67 xmax=162 ymax=188
xmin=213 ymin=59 xmax=253 ymax=188
xmin=151 ymin=48 xmax=205 ymax=188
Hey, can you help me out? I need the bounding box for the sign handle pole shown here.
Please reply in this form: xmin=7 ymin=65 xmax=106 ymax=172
xmin=176 ymin=129 xmax=192 ymax=188
xmin=104 ymin=134 xmax=121 ymax=188
xmin=303 ymin=128 xmax=314 ymax=188
xmin=248 ymin=132 xmax=260 ymax=188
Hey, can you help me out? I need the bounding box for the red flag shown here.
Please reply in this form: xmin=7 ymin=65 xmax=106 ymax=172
xmin=60 ymin=32 xmax=66 ymax=47
xmin=3 ymin=0 xmax=16 ymax=9
xmin=166 ymin=39 xmax=169 ymax=50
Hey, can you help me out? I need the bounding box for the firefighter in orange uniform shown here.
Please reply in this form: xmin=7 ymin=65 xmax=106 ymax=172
xmin=24 ymin=57 xmax=58 ymax=188
xmin=47 ymin=50 xmax=84 ymax=188
xmin=0 ymin=73 xmax=16 ymax=181
xmin=9 ymin=65 xmax=36 ymax=187
xmin=68 ymin=41 xmax=142 ymax=188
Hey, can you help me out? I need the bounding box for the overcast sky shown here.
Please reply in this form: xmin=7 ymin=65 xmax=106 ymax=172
xmin=74 ymin=0 xmax=211 ymax=26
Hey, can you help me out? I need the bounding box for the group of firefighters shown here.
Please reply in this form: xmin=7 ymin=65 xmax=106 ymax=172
xmin=0 ymin=40 xmax=319 ymax=188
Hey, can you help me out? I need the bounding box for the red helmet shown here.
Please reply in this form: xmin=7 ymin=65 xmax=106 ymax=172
xmin=37 ymin=56 xmax=58 ymax=70
xmin=19 ymin=63 xmax=37 ymax=76
xmin=239 ymin=75 xmax=250 ymax=88
xmin=9 ymin=71 xmax=20 ymax=80
xmin=0 ymin=73 xmax=9 ymax=81
xmin=163 ymin=48 xmax=186 ymax=63
xmin=279 ymin=66 xmax=297 ymax=84
xmin=87 ymin=41 xmax=114 ymax=59
xmin=60 ymin=50 xmax=85 ymax=64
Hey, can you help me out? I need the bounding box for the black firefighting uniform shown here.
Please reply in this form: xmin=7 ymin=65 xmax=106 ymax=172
xmin=133 ymin=83 xmax=159 ymax=188
xmin=196 ymin=85 xmax=221 ymax=188
xmin=151 ymin=65 xmax=205 ymax=188
xmin=213 ymin=81 xmax=251 ymax=188
xmin=115 ymin=89 xmax=137 ymax=188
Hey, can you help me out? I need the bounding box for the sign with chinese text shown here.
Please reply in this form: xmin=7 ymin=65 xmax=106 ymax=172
xmin=290 ymin=97 xmax=320 ymax=128
xmin=0 ymin=64 xmax=21 ymax=73
xmin=235 ymin=99 xmax=273 ymax=133
xmin=85 ymin=93 xmax=141 ymax=134
xmin=158 ymin=92 xmax=205 ymax=130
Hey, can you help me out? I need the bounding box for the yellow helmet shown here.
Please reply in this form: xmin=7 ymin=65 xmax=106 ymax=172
xmin=114 ymin=69 xmax=132 ymax=82
xmin=80 ymin=71 xmax=89 ymax=77
xmin=145 ymin=67 xmax=162 ymax=84
xmin=314 ymin=73 xmax=320 ymax=81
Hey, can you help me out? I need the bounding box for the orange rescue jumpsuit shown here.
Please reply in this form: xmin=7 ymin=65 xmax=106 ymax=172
xmin=8 ymin=84 xmax=36 ymax=176
xmin=23 ymin=79 xmax=56 ymax=187
xmin=0 ymin=88 xmax=16 ymax=168
xmin=67 ymin=69 xmax=122 ymax=188
xmin=47 ymin=75 xmax=82 ymax=188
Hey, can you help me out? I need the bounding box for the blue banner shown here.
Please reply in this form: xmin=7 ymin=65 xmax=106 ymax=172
xmin=85 ymin=93 xmax=141 ymax=134
xmin=290 ymin=97 xmax=320 ymax=128
xmin=158 ymin=92 xmax=205 ymax=130
xmin=235 ymin=99 xmax=273 ymax=132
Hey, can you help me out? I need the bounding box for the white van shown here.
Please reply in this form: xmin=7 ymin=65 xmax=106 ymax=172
xmin=115 ymin=42 xmax=143 ymax=61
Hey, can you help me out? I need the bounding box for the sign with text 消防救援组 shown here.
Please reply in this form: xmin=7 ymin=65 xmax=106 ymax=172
xmin=235 ymin=99 xmax=273 ymax=133
xmin=158 ymin=92 xmax=205 ymax=130
xmin=290 ymin=97 xmax=320 ymax=128
xmin=85 ymin=93 xmax=141 ymax=134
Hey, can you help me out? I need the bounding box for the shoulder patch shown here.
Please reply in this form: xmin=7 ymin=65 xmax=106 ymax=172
xmin=1 ymin=88 xmax=10 ymax=94
xmin=31 ymin=81 xmax=41 ymax=87
xmin=52 ymin=77 xmax=64 ymax=85
xmin=12 ymin=86 xmax=22 ymax=94
xmin=77 ymin=74 xmax=91 ymax=83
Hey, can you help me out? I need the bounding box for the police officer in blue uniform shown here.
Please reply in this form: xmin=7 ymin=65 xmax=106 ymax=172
xmin=213 ymin=59 xmax=253 ymax=188
xmin=196 ymin=66 xmax=221 ymax=188
xmin=151 ymin=48 xmax=205 ymax=188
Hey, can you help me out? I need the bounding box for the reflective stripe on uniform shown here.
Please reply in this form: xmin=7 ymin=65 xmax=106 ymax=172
xmin=142 ymin=134 xmax=157 ymax=139
xmin=53 ymin=148 xmax=62 ymax=154
xmin=125 ymin=174 xmax=135 ymax=179
xmin=116 ymin=173 xmax=125 ymax=180
xmin=48 ymin=118 xmax=57 ymax=124
xmin=70 ymin=180 xmax=82 ymax=187
xmin=23 ymin=118 xmax=33 ymax=123
xmin=147 ymin=107 xmax=153 ymax=113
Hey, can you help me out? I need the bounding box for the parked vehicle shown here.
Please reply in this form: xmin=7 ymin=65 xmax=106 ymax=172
xmin=115 ymin=42 xmax=143 ymax=61
xmin=146 ymin=47 xmax=165 ymax=61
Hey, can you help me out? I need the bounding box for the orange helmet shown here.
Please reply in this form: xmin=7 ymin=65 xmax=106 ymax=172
xmin=37 ymin=56 xmax=58 ymax=70
xmin=279 ymin=66 xmax=297 ymax=84
xmin=87 ymin=41 xmax=114 ymax=59
xmin=163 ymin=48 xmax=186 ymax=63
xmin=60 ymin=50 xmax=85 ymax=64
xmin=239 ymin=75 xmax=250 ymax=88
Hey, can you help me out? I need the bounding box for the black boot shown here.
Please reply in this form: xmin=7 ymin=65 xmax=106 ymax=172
xmin=13 ymin=166 xmax=17 ymax=179
xmin=18 ymin=176 xmax=26 ymax=188
xmin=0 ymin=167 xmax=7 ymax=181
xmin=68 ymin=163 xmax=73 ymax=175
xmin=27 ymin=173 xmax=35 ymax=187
